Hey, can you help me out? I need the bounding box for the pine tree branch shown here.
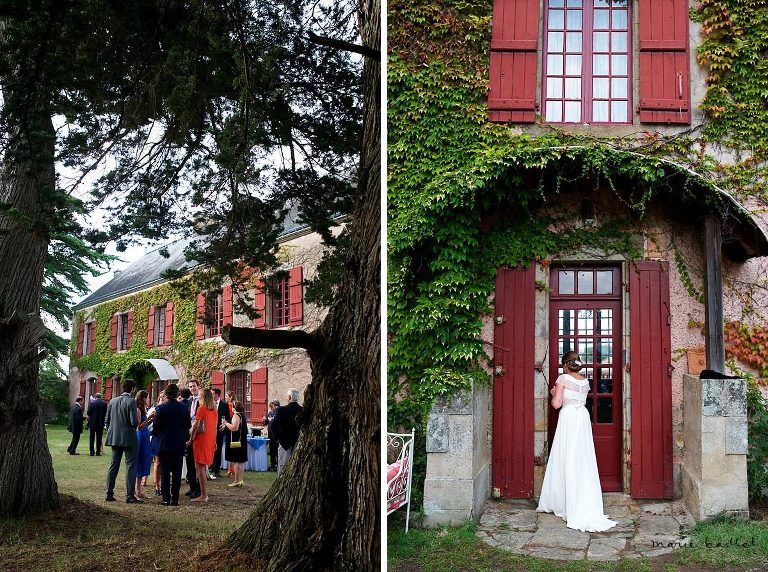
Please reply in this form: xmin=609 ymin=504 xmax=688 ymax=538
xmin=307 ymin=31 xmax=379 ymax=61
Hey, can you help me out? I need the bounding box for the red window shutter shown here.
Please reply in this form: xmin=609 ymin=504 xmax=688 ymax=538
xmin=288 ymin=266 xmax=304 ymax=326
xmin=110 ymin=315 xmax=118 ymax=351
xmin=630 ymin=260 xmax=674 ymax=498
xmin=90 ymin=321 xmax=97 ymax=355
xmin=147 ymin=306 xmax=156 ymax=347
xmin=638 ymin=0 xmax=690 ymax=124
xmin=254 ymin=278 xmax=267 ymax=329
xmin=211 ymin=370 xmax=225 ymax=396
xmin=79 ymin=379 xmax=86 ymax=399
xmin=95 ymin=376 xmax=102 ymax=395
xmin=105 ymin=377 xmax=113 ymax=400
xmin=250 ymin=368 xmax=268 ymax=424
xmin=491 ymin=265 xmax=536 ymax=498
xmin=223 ymin=284 xmax=234 ymax=326
xmin=165 ymin=302 xmax=174 ymax=344
xmin=126 ymin=310 xmax=134 ymax=349
xmin=76 ymin=323 xmax=84 ymax=356
xmin=195 ymin=293 xmax=206 ymax=340
xmin=488 ymin=0 xmax=540 ymax=123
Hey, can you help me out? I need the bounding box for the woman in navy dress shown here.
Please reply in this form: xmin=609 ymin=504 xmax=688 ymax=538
xmin=134 ymin=390 xmax=154 ymax=500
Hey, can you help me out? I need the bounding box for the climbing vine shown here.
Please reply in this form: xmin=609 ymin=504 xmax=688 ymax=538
xmin=70 ymin=277 xmax=269 ymax=385
xmin=388 ymin=0 xmax=768 ymax=506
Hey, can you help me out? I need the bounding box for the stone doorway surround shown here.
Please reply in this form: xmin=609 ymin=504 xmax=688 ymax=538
xmin=476 ymin=494 xmax=695 ymax=561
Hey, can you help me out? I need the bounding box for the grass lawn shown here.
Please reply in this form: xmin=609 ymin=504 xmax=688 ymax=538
xmin=0 ymin=424 xmax=277 ymax=571
xmin=387 ymin=516 xmax=768 ymax=571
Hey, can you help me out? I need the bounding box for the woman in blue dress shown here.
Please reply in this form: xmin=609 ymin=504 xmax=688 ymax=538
xmin=134 ymin=390 xmax=154 ymax=500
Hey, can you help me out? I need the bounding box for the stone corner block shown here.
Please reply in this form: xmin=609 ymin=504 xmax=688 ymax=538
xmin=701 ymin=377 xmax=746 ymax=417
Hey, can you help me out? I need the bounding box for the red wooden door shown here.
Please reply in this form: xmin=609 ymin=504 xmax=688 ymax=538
xmin=549 ymin=267 xmax=623 ymax=492
xmin=629 ymin=261 xmax=673 ymax=498
xmin=492 ymin=266 xmax=536 ymax=498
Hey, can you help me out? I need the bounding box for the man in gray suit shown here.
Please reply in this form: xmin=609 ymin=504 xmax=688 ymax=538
xmin=104 ymin=378 xmax=141 ymax=503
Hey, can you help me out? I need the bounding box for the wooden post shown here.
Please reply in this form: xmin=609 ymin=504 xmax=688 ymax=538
xmin=704 ymin=214 xmax=725 ymax=372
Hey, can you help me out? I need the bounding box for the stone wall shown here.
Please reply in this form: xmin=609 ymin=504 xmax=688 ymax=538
xmin=423 ymin=384 xmax=491 ymax=526
xmin=681 ymin=374 xmax=748 ymax=520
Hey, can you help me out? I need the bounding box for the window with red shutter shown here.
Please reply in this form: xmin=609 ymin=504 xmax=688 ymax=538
xmin=228 ymin=370 xmax=250 ymax=421
xmin=110 ymin=315 xmax=118 ymax=351
xmin=164 ymin=302 xmax=174 ymax=344
xmin=289 ymin=266 xmax=304 ymax=326
xmin=271 ymin=274 xmax=291 ymax=328
xmin=147 ymin=306 xmax=156 ymax=347
xmin=250 ymin=368 xmax=268 ymax=424
xmin=195 ymin=293 xmax=206 ymax=340
xmin=638 ymin=0 xmax=690 ymax=124
xmin=488 ymin=0 xmax=541 ymax=123
xmin=254 ymin=278 xmax=267 ymax=329
xmin=223 ymin=285 xmax=233 ymax=327
xmin=76 ymin=322 xmax=85 ymax=356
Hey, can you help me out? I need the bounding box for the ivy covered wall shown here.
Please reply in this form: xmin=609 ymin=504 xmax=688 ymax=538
xmin=388 ymin=0 xmax=768 ymax=506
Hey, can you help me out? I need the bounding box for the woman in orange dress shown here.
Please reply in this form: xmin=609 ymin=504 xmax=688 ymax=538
xmin=187 ymin=388 xmax=217 ymax=502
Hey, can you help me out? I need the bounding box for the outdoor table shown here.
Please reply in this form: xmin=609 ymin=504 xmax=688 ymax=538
xmin=221 ymin=436 xmax=269 ymax=471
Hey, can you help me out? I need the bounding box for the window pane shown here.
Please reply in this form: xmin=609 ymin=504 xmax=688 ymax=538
xmin=565 ymin=77 xmax=581 ymax=99
xmin=597 ymin=397 xmax=612 ymax=423
xmin=597 ymin=370 xmax=613 ymax=393
xmin=546 ymin=100 xmax=563 ymax=122
xmin=565 ymin=54 xmax=582 ymax=74
xmin=559 ymin=270 xmax=575 ymax=294
xmin=593 ymin=32 xmax=609 ymax=52
xmin=577 ymin=309 xmax=594 ymax=334
xmin=596 ymin=309 xmax=613 ymax=334
xmin=612 ymin=9 xmax=628 ymax=29
xmin=548 ymin=54 xmax=564 ymax=74
xmin=597 ymin=338 xmax=613 ymax=363
xmin=548 ymin=31 xmax=564 ymax=51
xmin=594 ymin=9 xmax=609 ymax=29
xmin=593 ymin=77 xmax=609 ymax=98
xmin=559 ymin=308 xmax=574 ymax=334
xmin=567 ymin=0 xmax=582 ymax=6
xmin=559 ymin=338 xmax=573 ymax=356
xmin=549 ymin=9 xmax=565 ymax=29
xmin=593 ymin=54 xmax=609 ymax=75
xmin=578 ymin=270 xmax=593 ymax=294
xmin=593 ymin=100 xmax=609 ymax=121
xmin=564 ymin=101 xmax=581 ymax=122
xmin=612 ymin=54 xmax=628 ymax=75
xmin=566 ymin=9 xmax=582 ymax=30
xmin=594 ymin=0 xmax=609 ymax=6
xmin=577 ymin=338 xmax=594 ymax=362
xmin=596 ymin=270 xmax=613 ymax=294
xmin=611 ymin=77 xmax=627 ymax=98
xmin=547 ymin=77 xmax=563 ymax=98
xmin=550 ymin=0 xmax=565 ymax=6
xmin=566 ymin=31 xmax=582 ymax=52
xmin=612 ymin=31 xmax=627 ymax=52
xmin=611 ymin=101 xmax=628 ymax=122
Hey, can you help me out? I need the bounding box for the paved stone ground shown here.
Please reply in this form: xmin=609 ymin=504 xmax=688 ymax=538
xmin=476 ymin=494 xmax=696 ymax=561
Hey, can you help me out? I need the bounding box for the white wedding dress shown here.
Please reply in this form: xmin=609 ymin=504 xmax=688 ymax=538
xmin=536 ymin=373 xmax=617 ymax=532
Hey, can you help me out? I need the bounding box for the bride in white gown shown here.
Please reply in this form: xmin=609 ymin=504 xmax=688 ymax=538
xmin=536 ymin=351 xmax=617 ymax=532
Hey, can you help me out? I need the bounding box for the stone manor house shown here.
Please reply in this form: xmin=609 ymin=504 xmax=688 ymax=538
xmin=69 ymin=215 xmax=337 ymax=425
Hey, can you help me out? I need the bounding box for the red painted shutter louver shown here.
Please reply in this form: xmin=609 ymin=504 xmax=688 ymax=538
xmin=94 ymin=377 xmax=102 ymax=395
xmin=630 ymin=260 xmax=674 ymax=498
xmin=254 ymin=278 xmax=267 ymax=329
xmin=211 ymin=370 xmax=225 ymax=396
xmin=195 ymin=293 xmax=206 ymax=340
xmin=105 ymin=377 xmax=113 ymax=400
xmin=76 ymin=322 xmax=84 ymax=356
xmin=638 ymin=0 xmax=691 ymax=124
xmin=250 ymin=368 xmax=268 ymax=424
xmin=110 ymin=315 xmax=118 ymax=351
xmin=288 ymin=266 xmax=304 ymax=326
xmin=165 ymin=302 xmax=174 ymax=344
xmin=491 ymin=265 xmax=536 ymax=498
xmin=147 ymin=306 xmax=155 ymax=347
xmin=90 ymin=320 xmax=97 ymax=355
xmin=488 ymin=0 xmax=540 ymax=123
xmin=126 ymin=310 xmax=134 ymax=349
xmin=223 ymin=284 xmax=234 ymax=326
xmin=79 ymin=379 xmax=86 ymax=399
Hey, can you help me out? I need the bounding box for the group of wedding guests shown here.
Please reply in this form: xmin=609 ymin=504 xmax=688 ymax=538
xmin=102 ymin=378 xmax=252 ymax=505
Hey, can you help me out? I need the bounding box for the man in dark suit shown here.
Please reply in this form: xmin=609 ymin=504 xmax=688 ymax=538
xmin=212 ymin=388 xmax=230 ymax=478
xmin=67 ymin=397 xmax=84 ymax=455
xmin=271 ymin=388 xmax=303 ymax=475
xmin=151 ymin=383 xmax=191 ymax=506
xmin=87 ymin=393 xmax=108 ymax=456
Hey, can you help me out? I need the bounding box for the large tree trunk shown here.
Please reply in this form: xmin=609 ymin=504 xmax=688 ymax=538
xmin=223 ymin=0 xmax=381 ymax=569
xmin=0 ymin=114 xmax=60 ymax=516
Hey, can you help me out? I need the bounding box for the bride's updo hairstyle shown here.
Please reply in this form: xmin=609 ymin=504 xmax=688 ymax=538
xmin=562 ymin=350 xmax=584 ymax=372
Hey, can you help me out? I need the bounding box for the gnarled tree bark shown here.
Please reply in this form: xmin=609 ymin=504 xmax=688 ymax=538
xmin=222 ymin=0 xmax=381 ymax=568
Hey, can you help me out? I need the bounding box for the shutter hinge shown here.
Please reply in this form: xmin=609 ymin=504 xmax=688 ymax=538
xmin=495 ymin=315 xmax=506 ymax=325
xmin=667 ymin=313 xmax=672 ymax=326
xmin=494 ymin=365 xmax=505 ymax=377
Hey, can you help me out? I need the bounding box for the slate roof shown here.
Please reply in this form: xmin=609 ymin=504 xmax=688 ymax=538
xmin=72 ymin=208 xmax=317 ymax=312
